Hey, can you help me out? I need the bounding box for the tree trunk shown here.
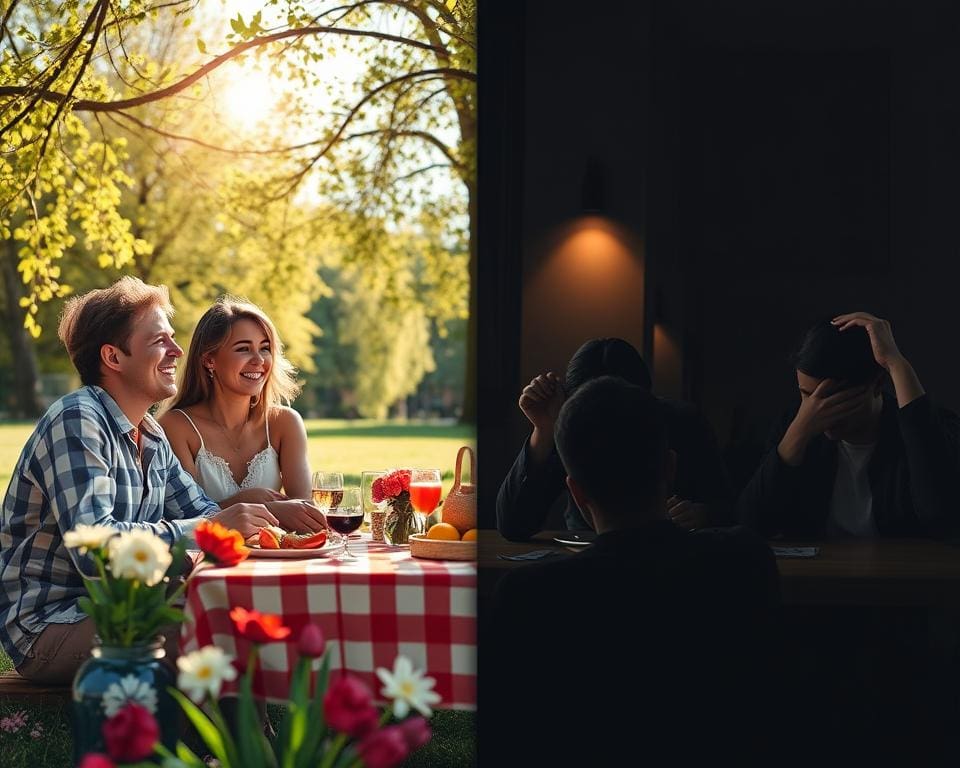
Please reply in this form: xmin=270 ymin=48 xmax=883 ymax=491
xmin=2 ymin=238 xmax=43 ymax=418
xmin=461 ymin=180 xmax=477 ymax=425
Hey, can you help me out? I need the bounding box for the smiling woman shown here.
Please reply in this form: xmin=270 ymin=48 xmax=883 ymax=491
xmin=157 ymin=297 xmax=325 ymax=536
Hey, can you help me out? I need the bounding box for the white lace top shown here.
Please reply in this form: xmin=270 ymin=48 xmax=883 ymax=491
xmin=173 ymin=409 xmax=282 ymax=503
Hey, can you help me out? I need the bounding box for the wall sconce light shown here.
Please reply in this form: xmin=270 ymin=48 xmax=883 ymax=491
xmin=580 ymin=155 xmax=605 ymax=213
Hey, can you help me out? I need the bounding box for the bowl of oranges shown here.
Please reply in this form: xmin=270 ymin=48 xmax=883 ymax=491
xmin=409 ymin=520 xmax=477 ymax=561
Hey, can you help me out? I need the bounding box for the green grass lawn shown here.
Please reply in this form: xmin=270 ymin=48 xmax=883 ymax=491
xmin=0 ymin=420 xmax=476 ymax=767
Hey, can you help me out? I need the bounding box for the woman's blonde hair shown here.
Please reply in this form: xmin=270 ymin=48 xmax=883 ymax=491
xmin=165 ymin=297 xmax=300 ymax=416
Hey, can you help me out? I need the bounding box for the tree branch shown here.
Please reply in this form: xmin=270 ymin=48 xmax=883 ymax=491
xmin=0 ymin=0 xmax=108 ymax=136
xmin=265 ymin=68 xmax=463 ymax=200
xmin=0 ymin=26 xmax=471 ymax=113
xmin=344 ymin=127 xmax=458 ymax=168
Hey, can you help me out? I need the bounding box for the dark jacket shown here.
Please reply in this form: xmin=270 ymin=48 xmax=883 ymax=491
xmin=484 ymin=522 xmax=781 ymax=766
xmin=736 ymin=393 xmax=960 ymax=538
xmin=496 ymin=398 xmax=734 ymax=540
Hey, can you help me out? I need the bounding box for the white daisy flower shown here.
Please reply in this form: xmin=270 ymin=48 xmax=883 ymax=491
xmin=177 ymin=646 xmax=238 ymax=703
xmin=107 ymin=529 xmax=172 ymax=586
xmin=102 ymin=674 xmax=158 ymax=717
xmin=376 ymin=655 xmax=442 ymax=719
xmin=63 ymin=524 xmax=115 ymax=554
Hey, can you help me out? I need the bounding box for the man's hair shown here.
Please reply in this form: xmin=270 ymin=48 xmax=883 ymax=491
xmin=555 ymin=376 xmax=668 ymax=516
xmin=163 ymin=296 xmax=300 ymax=417
xmin=791 ymin=318 xmax=882 ymax=385
xmin=564 ymin=337 xmax=652 ymax=395
xmin=57 ymin=277 xmax=173 ymax=386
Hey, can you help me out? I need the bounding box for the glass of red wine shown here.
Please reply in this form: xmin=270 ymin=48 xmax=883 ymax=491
xmin=324 ymin=487 xmax=363 ymax=560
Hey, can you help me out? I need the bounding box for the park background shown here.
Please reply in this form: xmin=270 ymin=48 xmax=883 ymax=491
xmin=0 ymin=1 xmax=475 ymax=765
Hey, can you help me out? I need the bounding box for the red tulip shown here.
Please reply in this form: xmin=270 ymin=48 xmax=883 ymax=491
xmin=77 ymin=755 xmax=116 ymax=768
xmin=398 ymin=715 xmax=432 ymax=751
xmin=102 ymin=703 xmax=159 ymax=762
xmin=357 ymin=725 xmax=410 ymax=768
xmin=297 ymin=623 xmax=326 ymax=658
xmin=195 ymin=520 xmax=250 ymax=566
xmin=323 ymin=675 xmax=379 ymax=738
xmin=229 ymin=607 xmax=291 ymax=643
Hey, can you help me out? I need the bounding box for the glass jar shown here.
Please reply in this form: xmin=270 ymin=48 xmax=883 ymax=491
xmin=72 ymin=636 xmax=178 ymax=764
xmin=383 ymin=494 xmax=426 ymax=545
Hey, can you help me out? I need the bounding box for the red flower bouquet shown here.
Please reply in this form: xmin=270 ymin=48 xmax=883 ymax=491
xmin=371 ymin=469 xmax=423 ymax=545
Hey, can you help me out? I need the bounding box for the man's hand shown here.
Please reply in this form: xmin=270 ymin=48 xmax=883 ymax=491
xmin=832 ymin=312 xmax=904 ymax=370
xmin=519 ymin=372 xmax=565 ymax=431
xmin=667 ymin=496 xmax=709 ymax=530
xmin=267 ymin=499 xmax=329 ymax=533
xmin=778 ymin=379 xmax=868 ymax=465
xmin=213 ymin=503 xmax=280 ymax=538
xmin=519 ymin=372 xmax=566 ymax=465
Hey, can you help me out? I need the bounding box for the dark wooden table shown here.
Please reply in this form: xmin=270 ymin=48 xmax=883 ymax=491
xmin=477 ymin=529 xmax=960 ymax=760
xmin=479 ymin=529 xmax=960 ymax=606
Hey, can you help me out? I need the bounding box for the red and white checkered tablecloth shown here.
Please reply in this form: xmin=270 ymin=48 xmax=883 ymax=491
xmin=179 ymin=535 xmax=476 ymax=710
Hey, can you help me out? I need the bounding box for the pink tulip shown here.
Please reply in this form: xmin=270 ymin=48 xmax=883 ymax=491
xmin=398 ymin=715 xmax=432 ymax=750
xmin=102 ymin=703 xmax=159 ymax=762
xmin=323 ymin=675 xmax=379 ymax=738
xmin=357 ymin=725 xmax=410 ymax=768
xmin=298 ymin=623 xmax=326 ymax=658
xmin=77 ymin=755 xmax=116 ymax=768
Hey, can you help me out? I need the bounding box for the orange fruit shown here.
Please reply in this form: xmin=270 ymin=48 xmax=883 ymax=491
xmin=461 ymin=528 xmax=478 ymax=542
xmin=426 ymin=522 xmax=461 ymax=541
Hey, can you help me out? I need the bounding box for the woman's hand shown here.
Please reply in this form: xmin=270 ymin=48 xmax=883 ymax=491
xmin=832 ymin=312 xmax=925 ymax=408
xmin=228 ymin=488 xmax=288 ymax=505
xmin=831 ymin=312 xmax=904 ymax=370
xmin=266 ymin=499 xmax=329 ymax=533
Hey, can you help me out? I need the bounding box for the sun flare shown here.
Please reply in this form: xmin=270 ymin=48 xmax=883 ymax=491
xmin=218 ymin=66 xmax=281 ymax=130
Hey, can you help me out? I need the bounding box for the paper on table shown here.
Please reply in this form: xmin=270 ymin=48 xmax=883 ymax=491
xmin=772 ymin=546 xmax=820 ymax=558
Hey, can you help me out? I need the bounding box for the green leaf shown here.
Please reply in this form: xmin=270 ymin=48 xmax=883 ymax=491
xmin=196 ymin=38 xmax=206 ymax=54
xmin=168 ymin=688 xmax=233 ymax=767
xmin=237 ymin=675 xmax=269 ymax=768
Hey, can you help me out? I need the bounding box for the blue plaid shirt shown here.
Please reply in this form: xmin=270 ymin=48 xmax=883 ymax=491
xmin=0 ymin=385 xmax=219 ymax=666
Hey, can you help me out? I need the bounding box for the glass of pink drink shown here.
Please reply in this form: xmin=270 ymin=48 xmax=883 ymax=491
xmin=410 ymin=469 xmax=442 ymax=521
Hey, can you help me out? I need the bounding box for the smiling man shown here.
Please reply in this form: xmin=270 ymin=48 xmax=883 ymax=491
xmin=0 ymin=277 xmax=281 ymax=684
xmin=737 ymin=312 xmax=960 ymax=538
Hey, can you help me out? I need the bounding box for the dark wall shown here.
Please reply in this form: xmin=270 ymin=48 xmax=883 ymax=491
xmin=479 ymin=0 xmax=960 ymax=505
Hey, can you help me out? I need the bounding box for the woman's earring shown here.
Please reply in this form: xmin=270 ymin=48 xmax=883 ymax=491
xmin=206 ymin=367 xmax=214 ymax=379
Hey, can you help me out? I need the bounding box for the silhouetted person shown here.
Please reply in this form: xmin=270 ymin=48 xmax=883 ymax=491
xmin=496 ymin=337 xmax=733 ymax=540
xmin=737 ymin=311 xmax=960 ymax=538
xmin=487 ymin=377 xmax=781 ymax=766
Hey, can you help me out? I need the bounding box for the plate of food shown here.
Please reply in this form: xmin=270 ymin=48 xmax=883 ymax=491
xmin=245 ymin=526 xmax=344 ymax=559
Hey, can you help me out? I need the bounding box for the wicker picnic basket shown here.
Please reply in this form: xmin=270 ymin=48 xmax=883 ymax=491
xmin=440 ymin=445 xmax=476 ymax=535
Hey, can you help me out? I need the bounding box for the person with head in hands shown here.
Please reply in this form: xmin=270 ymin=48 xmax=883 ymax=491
xmin=158 ymin=297 xmax=323 ymax=534
xmin=487 ymin=376 xmax=781 ymax=766
xmin=0 ymin=277 xmax=287 ymax=685
xmin=496 ymin=337 xmax=734 ymax=540
xmin=737 ymin=311 xmax=960 ymax=539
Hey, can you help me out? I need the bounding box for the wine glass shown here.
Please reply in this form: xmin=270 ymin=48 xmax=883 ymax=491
xmin=410 ymin=469 xmax=442 ymax=520
xmin=311 ymin=471 xmax=343 ymax=510
xmin=324 ymin=487 xmax=363 ymax=560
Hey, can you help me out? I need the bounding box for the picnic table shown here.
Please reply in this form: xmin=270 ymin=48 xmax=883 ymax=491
xmin=179 ymin=534 xmax=476 ymax=709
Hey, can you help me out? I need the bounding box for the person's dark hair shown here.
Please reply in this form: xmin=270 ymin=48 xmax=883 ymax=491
xmin=791 ymin=318 xmax=882 ymax=385
xmin=564 ymin=338 xmax=652 ymax=395
xmin=555 ymin=376 xmax=668 ymax=516
xmin=57 ymin=276 xmax=173 ymax=386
